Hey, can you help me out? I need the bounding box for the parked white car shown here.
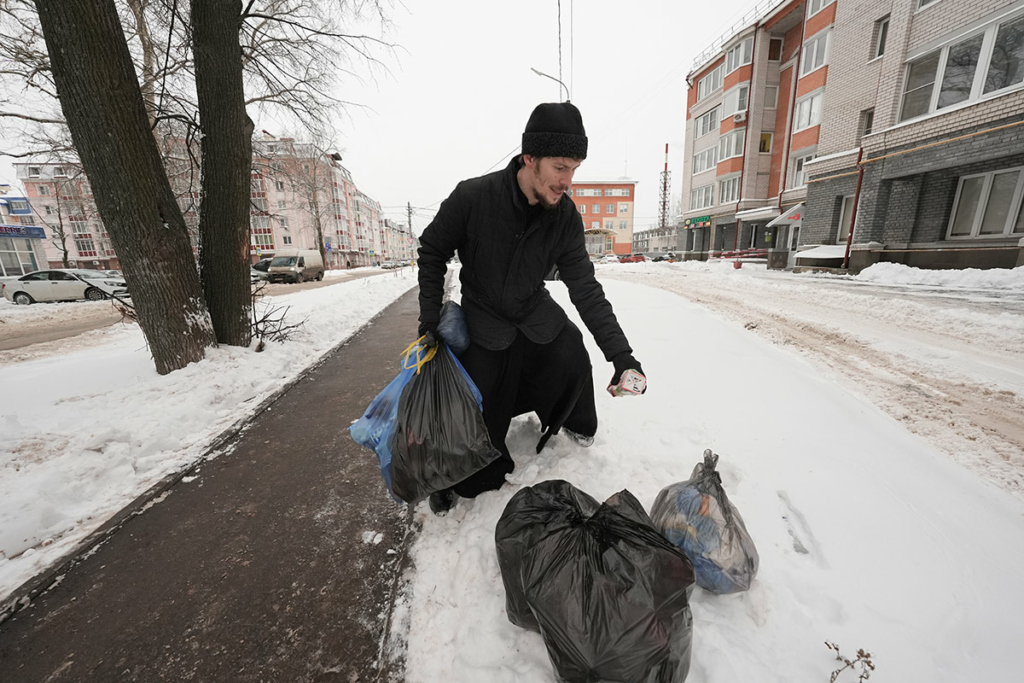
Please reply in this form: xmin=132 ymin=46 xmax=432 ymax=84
xmin=1 ymin=269 xmax=129 ymax=305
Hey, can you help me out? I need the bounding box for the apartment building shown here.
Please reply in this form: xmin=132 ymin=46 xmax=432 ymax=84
xmin=682 ymin=0 xmax=1024 ymax=272
xmin=806 ymin=0 xmax=1024 ymax=272
xmin=14 ymin=136 xmax=388 ymax=272
xmin=570 ymin=180 xmax=638 ymax=255
xmin=682 ymin=0 xmax=820 ymax=265
xmin=0 ymin=192 xmax=47 ymax=277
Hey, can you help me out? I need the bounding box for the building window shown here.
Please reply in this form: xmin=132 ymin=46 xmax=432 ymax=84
xmin=275 ymin=180 xmax=285 ymax=191
xmin=793 ymin=154 xmax=817 ymax=187
xmin=808 ymin=0 xmax=835 ymax=16
xmin=948 ymin=167 xmax=1024 ymax=239
xmin=690 ymin=184 xmax=714 ymax=210
xmin=726 ymin=37 xmax=753 ymax=74
xmin=719 ymin=130 xmax=745 ymax=160
xmin=768 ymin=38 xmax=784 ymax=61
xmin=579 ymin=204 xmax=586 ymax=214
xmin=605 ymin=220 xmax=616 ymax=231
xmin=38 ymin=185 xmax=50 ymax=196
xmin=764 ymin=85 xmax=779 ymax=108
xmin=605 ymin=188 xmax=630 ymax=196
xmin=838 ymin=195 xmax=857 ymax=241
xmin=695 ymin=107 xmax=719 ymax=137
xmin=251 ymin=197 xmax=268 ymax=213
xmin=619 ymin=221 xmax=627 ymax=230
xmin=859 ymin=108 xmax=875 ymax=142
xmin=719 ymin=176 xmax=740 ymax=203
xmin=53 ymin=166 xmax=67 ymax=177
xmin=919 ymin=0 xmax=938 ymax=7
xmin=70 ymin=218 xmax=89 ymax=234
xmin=693 ymin=147 xmax=718 ymax=174
xmin=28 ymin=166 xmax=41 ymax=177
xmin=722 ymin=84 xmax=749 ymax=116
xmin=873 ymin=17 xmax=889 ymax=59
xmin=75 ymin=238 xmax=96 ymax=255
xmin=278 ymin=216 xmax=289 ymax=231
xmin=283 ymin=235 xmax=293 ymax=245
xmin=619 ymin=204 xmax=629 ymax=214
xmin=9 ymin=200 xmax=28 ymax=211
xmin=252 ymin=215 xmax=270 ymax=229
xmin=759 ymin=133 xmax=773 ymax=153
xmin=900 ymin=14 xmax=1024 ymax=122
xmin=801 ymin=31 xmax=830 ymax=76
xmin=794 ymin=91 xmax=824 ymax=130
xmin=591 ymin=221 xmax=600 ymax=230
xmin=606 ymin=204 xmax=615 ymax=214
xmin=592 ymin=204 xmax=600 ymax=214
xmin=45 ymin=205 xmax=53 ymax=215
xmin=697 ymin=65 xmax=723 ymax=100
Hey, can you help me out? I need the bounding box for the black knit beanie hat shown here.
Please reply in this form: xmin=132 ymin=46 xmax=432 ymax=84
xmin=521 ymin=101 xmax=588 ymax=160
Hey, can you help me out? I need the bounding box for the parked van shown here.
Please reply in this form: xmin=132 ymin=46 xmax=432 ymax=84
xmin=267 ymin=249 xmax=325 ymax=283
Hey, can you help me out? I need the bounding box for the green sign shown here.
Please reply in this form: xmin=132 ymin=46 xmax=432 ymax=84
xmin=684 ymin=215 xmax=711 ymax=228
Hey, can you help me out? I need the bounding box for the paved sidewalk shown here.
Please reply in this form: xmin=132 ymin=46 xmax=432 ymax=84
xmin=0 ymin=290 xmax=421 ymax=682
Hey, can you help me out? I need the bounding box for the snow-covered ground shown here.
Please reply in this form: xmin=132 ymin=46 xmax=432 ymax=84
xmin=2 ymin=261 xmax=1023 ymax=682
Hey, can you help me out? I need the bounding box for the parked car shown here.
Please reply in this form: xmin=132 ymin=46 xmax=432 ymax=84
xmin=251 ymin=257 xmax=273 ymax=273
xmin=648 ymin=252 xmax=677 ymax=262
xmin=381 ymin=260 xmax=403 ymax=269
xmin=1 ymin=268 xmax=129 ymax=305
xmin=618 ymin=253 xmax=647 ymax=263
xmin=267 ymin=249 xmax=324 ymax=283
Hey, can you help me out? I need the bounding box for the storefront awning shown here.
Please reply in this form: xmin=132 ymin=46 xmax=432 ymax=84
xmin=766 ymin=203 xmax=804 ymax=227
xmin=735 ymin=205 xmax=780 ymax=221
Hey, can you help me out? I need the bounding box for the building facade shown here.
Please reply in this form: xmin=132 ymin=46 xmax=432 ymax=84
xmin=13 ymin=135 xmax=389 ymax=273
xmin=0 ymin=192 xmax=48 ymax=277
xmin=806 ymin=0 xmax=1024 ymax=272
xmin=570 ymin=180 xmax=638 ymax=255
xmin=682 ymin=0 xmax=1024 ymax=272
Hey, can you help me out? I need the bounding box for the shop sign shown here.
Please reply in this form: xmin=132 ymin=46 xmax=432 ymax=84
xmin=0 ymin=224 xmax=46 ymax=239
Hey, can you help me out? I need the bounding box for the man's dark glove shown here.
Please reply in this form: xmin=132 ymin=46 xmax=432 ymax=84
xmin=418 ymin=321 xmax=439 ymax=347
xmin=610 ymin=352 xmax=646 ymax=393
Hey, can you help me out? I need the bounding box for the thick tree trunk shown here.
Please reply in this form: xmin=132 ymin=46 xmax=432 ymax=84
xmin=192 ymin=0 xmax=253 ymax=347
xmin=34 ymin=0 xmax=215 ymax=375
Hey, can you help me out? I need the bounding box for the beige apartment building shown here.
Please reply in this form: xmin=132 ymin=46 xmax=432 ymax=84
xmin=13 ymin=135 xmax=395 ymax=272
xmin=570 ymin=180 xmax=639 ymax=255
xmin=682 ymin=0 xmax=1024 ymax=272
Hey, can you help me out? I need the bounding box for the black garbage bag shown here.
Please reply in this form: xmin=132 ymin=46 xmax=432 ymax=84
xmin=495 ymin=480 xmax=695 ymax=683
xmin=650 ymin=450 xmax=759 ymax=594
xmin=390 ymin=342 xmax=501 ymax=503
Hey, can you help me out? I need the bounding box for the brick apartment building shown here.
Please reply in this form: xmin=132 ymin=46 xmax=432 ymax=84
xmin=11 ymin=135 xmax=404 ymax=273
xmin=681 ymin=0 xmax=1024 ymax=272
xmin=570 ymin=180 xmax=638 ymax=255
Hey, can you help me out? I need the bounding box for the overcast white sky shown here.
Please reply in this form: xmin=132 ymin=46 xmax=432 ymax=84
xmin=1 ymin=0 xmax=760 ymax=234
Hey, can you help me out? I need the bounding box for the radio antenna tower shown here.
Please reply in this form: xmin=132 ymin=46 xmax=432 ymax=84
xmin=658 ymin=144 xmax=671 ymax=231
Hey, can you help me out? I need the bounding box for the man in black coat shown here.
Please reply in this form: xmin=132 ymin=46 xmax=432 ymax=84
xmin=417 ymin=101 xmax=645 ymax=513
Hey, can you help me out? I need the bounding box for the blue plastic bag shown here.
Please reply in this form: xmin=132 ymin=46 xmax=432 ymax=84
xmin=349 ymin=338 xmax=432 ymax=499
xmin=650 ymin=450 xmax=759 ymax=594
xmin=437 ymin=300 xmax=470 ymax=355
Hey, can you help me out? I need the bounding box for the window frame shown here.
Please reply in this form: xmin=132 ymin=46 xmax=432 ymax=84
xmin=695 ymin=107 xmax=720 ymax=138
xmin=692 ymin=147 xmax=719 ymax=174
xmin=722 ymin=84 xmax=750 ymax=117
xmin=759 ymin=132 xmax=774 ymax=153
xmin=873 ymin=17 xmax=890 ymax=60
xmin=697 ymin=65 xmax=724 ymax=101
xmin=690 ymin=184 xmax=715 ymax=210
xmin=946 ymin=165 xmax=1024 ymax=240
xmin=899 ymin=12 xmax=1024 ymax=122
xmin=794 ymin=91 xmax=824 ymax=131
xmin=719 ymin=130 xmax=745 ymax=160
xmin=807 ymin=0 xmax=835 ymax=18
xmin=792 ymin=153 xmax=817 ymax=188
xmin=606 ymin=204 xmax=616 ymax=214
xmin=725 ymin=37 xmax=754 ymax=74
xmin=764 ymin=85 xmax=779 ymax=108
xmin=801 ymin=31 xmax=831 ymax=76
xmin=719 ymin=176 xmax=741 ymax=204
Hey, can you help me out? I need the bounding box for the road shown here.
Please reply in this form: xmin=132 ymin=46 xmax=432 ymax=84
xmin=602 ymin=264 xmax=1024 ymax=499
xmin=0 ymin=268 xmax=391 ymax=354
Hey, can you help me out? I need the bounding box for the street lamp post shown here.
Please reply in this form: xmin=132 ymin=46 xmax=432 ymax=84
xmin=530 ymin=67 xmax=570 ymax=101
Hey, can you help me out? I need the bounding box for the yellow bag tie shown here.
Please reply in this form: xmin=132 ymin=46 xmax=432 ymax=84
xmin=402 ymin=335 xmax=438 ymax=374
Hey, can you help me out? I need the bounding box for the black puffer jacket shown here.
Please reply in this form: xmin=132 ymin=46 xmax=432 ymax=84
xmin=418 ymin=158 xmax=631 ymax=361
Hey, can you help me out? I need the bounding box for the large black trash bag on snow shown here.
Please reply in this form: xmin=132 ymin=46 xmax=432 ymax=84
xmin=495 ymin=480 xmax=695 ymax=683
xmin=390 ymin=343 xmax=501 ymax=503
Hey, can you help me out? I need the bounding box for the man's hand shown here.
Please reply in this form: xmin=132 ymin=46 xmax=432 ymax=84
xmin=610 ymin=352 xmax=646 ymax=393
xmin=418 ymin=321 xmax=439 ymax=347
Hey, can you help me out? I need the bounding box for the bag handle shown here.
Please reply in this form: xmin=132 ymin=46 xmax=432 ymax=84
xmin=401 ymin=336 xmax=439 ymax=374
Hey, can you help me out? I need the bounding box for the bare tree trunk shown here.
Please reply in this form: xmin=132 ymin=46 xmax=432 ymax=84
xmin=192 ymin=0 xmax=253 ymax=347
xmin=34 ymin=0 xmax=215 ymax=375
